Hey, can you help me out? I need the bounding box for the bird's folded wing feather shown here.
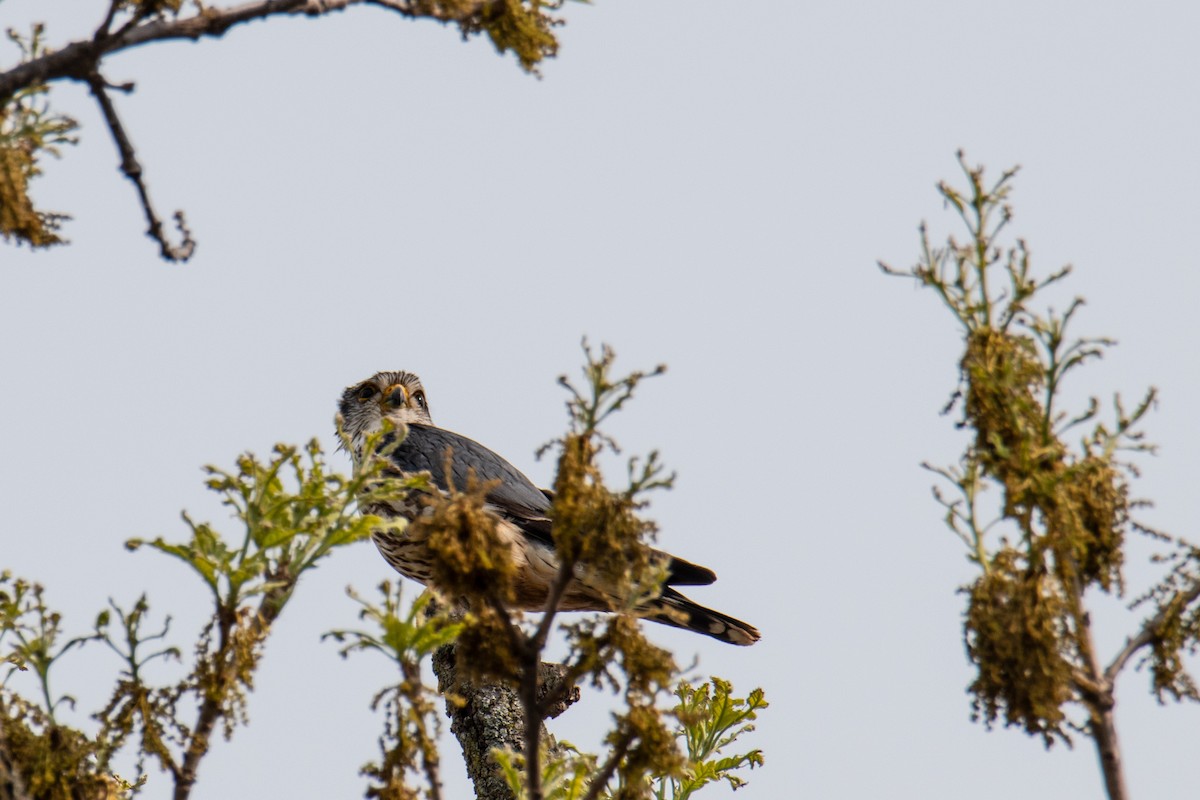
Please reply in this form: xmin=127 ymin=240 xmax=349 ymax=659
xmin=385 ymin=424 xmax=554 ymax=537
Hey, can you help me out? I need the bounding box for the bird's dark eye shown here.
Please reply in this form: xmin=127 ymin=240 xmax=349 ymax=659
xmin=356 ymin=384 xmax=379 ymax=402
xmin=413 ymin=391 xmax=426 ymax=409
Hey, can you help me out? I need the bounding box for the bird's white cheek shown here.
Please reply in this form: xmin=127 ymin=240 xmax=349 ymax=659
xmin=384 ymin=409 xmax=429 ymax=426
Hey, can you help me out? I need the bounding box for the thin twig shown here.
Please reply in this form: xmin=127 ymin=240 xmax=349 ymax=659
xmin=173 ymin=608 xmax=236 ymax=800
xmin=1106 ymin=580 xmax=1200 ymax=683
xmin=531 ymin=555 xmax=578 ymax=653
xmin=579 ymin=729 xmax=634 ymax=800
xmin=522 ymin=651 xmax=545 ymax=800
xmin=84 ymin=71 xmax=196 ymax=262
xmin=401 ymin=660 xmax=444 ymax=800
xmin=522 ymin=552 xmax=581 ymax=800
xmin=420 ymin=735 xmax=443 ymax=800
xmin=95 ymin=0 xmax=124 ymax=40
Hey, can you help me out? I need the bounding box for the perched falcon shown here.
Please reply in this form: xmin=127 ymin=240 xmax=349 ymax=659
xmin=338 ymin=370 xmax=760 ymax=646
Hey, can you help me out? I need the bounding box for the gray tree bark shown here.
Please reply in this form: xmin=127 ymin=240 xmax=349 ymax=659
xmin=432 ymin=646 xmax=579 ymax=800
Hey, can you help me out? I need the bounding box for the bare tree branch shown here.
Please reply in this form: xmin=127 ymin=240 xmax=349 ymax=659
xmin=84 ymin=71 xmax=196 ymax=262
xmin=0 ymin=0 xmax=510 ymax=259
xmin=2 ymin=1 xmax=294 ymax=99
xmin=0 ymin=0 xmax=501 ymax=101
xmin=96 ymin=0 xmax=126 ymax=41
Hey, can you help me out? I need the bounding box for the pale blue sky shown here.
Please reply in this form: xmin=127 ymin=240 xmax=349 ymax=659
xmin=3 ymin=2 xmax=1200 ymax=798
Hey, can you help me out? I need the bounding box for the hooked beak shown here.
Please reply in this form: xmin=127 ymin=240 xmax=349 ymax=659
xmin=381 ymin=383 xmax=410 ymax=411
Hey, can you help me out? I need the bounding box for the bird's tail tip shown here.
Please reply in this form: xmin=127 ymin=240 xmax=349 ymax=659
xmin=649 ymin=591 xmax=761 ymax=646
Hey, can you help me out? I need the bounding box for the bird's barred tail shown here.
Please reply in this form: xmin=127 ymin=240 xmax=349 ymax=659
xmin=646 ymin=589 xmax=761 ymax=646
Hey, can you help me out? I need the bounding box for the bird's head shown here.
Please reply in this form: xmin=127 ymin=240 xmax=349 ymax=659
xmin=337 ymin=371 xmax=433 ymax=453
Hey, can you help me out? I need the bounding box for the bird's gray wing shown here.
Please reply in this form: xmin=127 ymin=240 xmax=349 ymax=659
xmin=381 ymin=424 xmax=554 ymax=544
xmin=382 ymin=426 xmax=718 ymax=587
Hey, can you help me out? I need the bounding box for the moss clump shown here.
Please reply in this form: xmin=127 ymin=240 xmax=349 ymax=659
xmin=0 ymin=694 xmax=124 ymax=800
xmin=410 ymin=459 xmax=522 ymax=682
xmin=961 ymin=329 xmax=1062 ymax=502
xmin=0 ymin=138 xmax=67 ymax=248
xmin=964 ymin=547 xmax=1074 ymax=744
xmin=478 ymin=0 xmax=561 ymax=73
xmin=1050 ymin=456 xmax=1127 ymax=592
xmin=550 ymin=434 xmax=658 ymax=602
xmin=418 ymin=464 xmax=518 ymax=607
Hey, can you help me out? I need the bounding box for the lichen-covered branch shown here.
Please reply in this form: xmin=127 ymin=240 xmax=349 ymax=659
xmin=431 ymin=646 xmax=580 ymax=800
